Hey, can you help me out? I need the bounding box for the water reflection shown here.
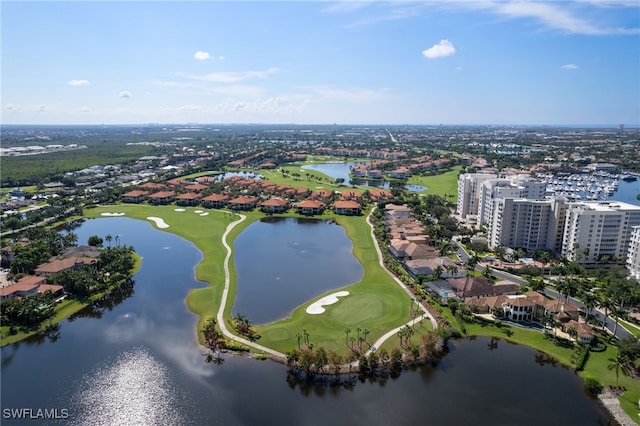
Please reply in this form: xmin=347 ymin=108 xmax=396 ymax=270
xmin=233 ymin=217 xmax=364 ymax=324
xmin=72 ymin=348 xmax=187 ymax=425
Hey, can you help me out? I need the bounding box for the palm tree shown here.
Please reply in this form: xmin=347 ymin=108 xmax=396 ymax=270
xmin=356 ymin=326 xmax=362 ymax=344
xmin=607 ymin=350 xmax=628 ymax=393
xmin=599 ymin=298 xmax=615 ymax=330
xmin=581 ymin=291 xmax=598 ymax=321
xmin=105 ymin=234 xmax=113 ymax=248
xmin=296 ymin=332 xmax=302 ymax=349
xmin=344 ymin=327 xmax=351 ymax=347
xmin=363 ymin=328 xmax=370 ymax=346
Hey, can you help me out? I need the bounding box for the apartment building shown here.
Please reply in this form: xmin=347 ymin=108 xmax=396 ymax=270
xmin=457 ymin=173 xmax=497 ymax=221
xmin=627 ymin=226 xmax=640 ymax=279
xmin=488 ymin=197 xmax=568 ymax=252
xmin=561 ymin=201 xmax=640 ymax=266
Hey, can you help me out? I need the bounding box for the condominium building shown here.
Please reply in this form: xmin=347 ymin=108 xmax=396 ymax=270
xmin=457 ymin=173 xmax=497 ymax=221
xmin=488 ymin=197 xmax=568 ymax=252
xmin=477 ymin=177 xmax=547 ymax=225
xmin=626 ymin=226 xmax=640 ymax=279
xmin=561 ymin=201 xmax=640 ymax=266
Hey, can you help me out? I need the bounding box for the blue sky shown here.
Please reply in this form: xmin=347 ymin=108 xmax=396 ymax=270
xmin=2 ymin=1 xmax=639 ymax=126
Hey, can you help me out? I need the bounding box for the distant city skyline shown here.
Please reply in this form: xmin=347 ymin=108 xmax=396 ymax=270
xmin=2 ymin=1 xmax=639 ymax=126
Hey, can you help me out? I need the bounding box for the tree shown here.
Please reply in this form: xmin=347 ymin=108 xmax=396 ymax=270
xmin=344 ymin=327 xmax=351 ymax=347
xmin=105 ymin=234 xmax=113 ymax=248
xmin=607 ymin=350 xmax=629 ymax=393
xmin=87 ymin=235 xmax=103 ymax=247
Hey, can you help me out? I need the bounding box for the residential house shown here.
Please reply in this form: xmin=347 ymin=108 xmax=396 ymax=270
xmin=446 ymin=276 xmax=518 ymax=300
xmin=227 ymin=196 xmax=259 ymax=211
xmin=176 ymin=192 xmax=201 ymax=206
xmin=404 ymin=257 xmax=465 ymax=279
xmin=121 ymin=190 xmax=149 ymax=203
xmin=296 ymin=200 xmax=324 ymax=215
xmin=148 ymin=191 xmax=176 ymax=205
xmin=34 ymin=257 xmax=97 ymax=278
xmin=201 ymin=194 xmax=229 ymax=208
xmin=334 ymin=200 xmax=361 ymax=215
xmin=259 ymin=198 xmax=290 ymax=213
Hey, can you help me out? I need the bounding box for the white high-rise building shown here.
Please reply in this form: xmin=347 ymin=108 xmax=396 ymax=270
xmin=561 ymin=201 xmax=640 ymax=266
xmin=626 ymin=226 xmax=640 ymax=279
xmin=488 ymin=197 xmax=568 ymax=252
xmin=478 ymin=178 xmax=547 ymax=226
xmin=457 ymin=173 xmax=497 ymax=221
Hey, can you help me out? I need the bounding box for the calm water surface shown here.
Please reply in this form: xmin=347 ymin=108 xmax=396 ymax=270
xmin=232 ymin=217 xmax=363 ymax=324
xmin=301 ymin=163 xmax=426 ymax=192
xmin=0 ymin=217 xmax=613 ymax=425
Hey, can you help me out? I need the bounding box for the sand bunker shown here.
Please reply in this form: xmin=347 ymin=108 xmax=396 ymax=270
xmin=174 ymin=208 xmax=185 ymax=212
xmin=146 ymin=216 xmax=169 ymax=229
xmin=100 ymin=212 xmax=125 ymax=216
xmin=199 ymin=212 xmax=209 ymax=216
xmin=194 ymin=210 xmax=203 ymax=214
xmin=306 ymin=291 xmax=350 ymax=314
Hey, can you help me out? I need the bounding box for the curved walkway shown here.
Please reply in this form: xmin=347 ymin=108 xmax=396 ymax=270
xmin=214 ymin=208 xmax=436 ymax=361
xmin=215 ymin=213 xmax=287 ymax=359
xmin=366 ymin=208 xmax=438 ymax=330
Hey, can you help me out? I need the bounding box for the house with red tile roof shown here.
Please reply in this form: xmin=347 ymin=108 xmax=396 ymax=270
xmin=176 ymin=192 xmax=202 ymax=206
xmin=201 ymin=193 xmax=229 ymax=208
xmin=369 ymin=189 xmax=393 ymax=202
xmin=0 ymin=275 xmax=47 ymax=299
xmin=227 ymin=196 xmax=259 ymax=211
xmin=139 ymin=182 xmax=167 ymax=191
xmin=121 ymin=190 xmax=149 ymax=203
xmin=195 ymin=176 xmax=217 ymax=184
xmin=185 ymin=183 xmax=209 ymax=192
xmin=340 ymin=189 xmax=362 ymax=201
xmin=34 ymin=257 xmax=97 ymax=278
xmin=310 ymin=189 xmax=334 ymax=201
xmin=390 ymin=167 xmax=411 ymax=179
xmin=148 ymin=191 xmax=176 ymax=205
xmin=447 ymin=276 xmax=518 ymax=300
xmin=259 ymin=198 xmax=290 ymax=213
xmin=296 ymin=200 xmax=324 ymax=215
xmin=166 ymin=178 xmax=187 ymax=187
xmin=334 ymin=200 xmax=361 ymax=215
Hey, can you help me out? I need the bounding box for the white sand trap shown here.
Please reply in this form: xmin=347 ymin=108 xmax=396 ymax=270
xmin=306 ymin=291 xmax=350 ymax=314
xmin=174 ymin=208 xmax=185 ymax=212
xmin=194 ymin=210 xmax=203 ymax=214
xmin=199 ymin=212 xmax=209 ymax=216
xmin=100 ymin=212 xmax=125 ymax=217
xmin=146 ymin=216 xmax=169 ymax=229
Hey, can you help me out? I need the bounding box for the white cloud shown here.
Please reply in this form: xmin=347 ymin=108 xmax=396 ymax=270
xmin=81 ymin=106 xmax=91 ymax=112
xmin=36 ymin=105 xmax=47 ymax=112
xmin=6 ymin=104 xmax=21 ymax=112
xmin=68 ymin=79 xmax=90 ymax=87
xmin=422 ymin=40 xmax=456 ymax=59
xmin=193 ymin=51 xmax=212 ymax=60
xmin=495 ymin=2 xmax=604 ymax=34
xmin=119 ymin=91 xmax=132 ymax=98
xmin=562 ymin=63 xmax=579 ymax=70
xmin=182 ymin=67 xmax=280 ymax=83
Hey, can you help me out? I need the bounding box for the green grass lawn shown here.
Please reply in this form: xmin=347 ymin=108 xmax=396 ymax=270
xmin=407 ymin=166 xmax=462 ymax=199
xmin=258 ymin=212 xmax=414 ymax=355
xmin=84 ymin=203 xmax=415 ymax=356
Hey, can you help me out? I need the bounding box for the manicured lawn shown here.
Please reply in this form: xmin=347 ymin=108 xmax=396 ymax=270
xmin=85 ymin=204 xmax=414 ymax=356
xmin=407 ymin=166 xmax=462 ymax=199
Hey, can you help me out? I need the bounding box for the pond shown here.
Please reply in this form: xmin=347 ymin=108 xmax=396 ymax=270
xmin=0 ymin=217 xmax=613 ymax=425
xmin=302 ymin=163 xmax=426 ymax=192
xmin=232 ymin=217 xmax=364 ymax=324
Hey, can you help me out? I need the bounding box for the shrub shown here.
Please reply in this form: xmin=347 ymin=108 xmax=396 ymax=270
xmin=584 ymin=377 xmax=603 ymax=395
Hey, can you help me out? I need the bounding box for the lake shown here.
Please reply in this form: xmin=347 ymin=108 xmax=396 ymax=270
xmin=232 ymin=217 xmax=363 ymax=324
xmin=302 ymin=162 xmax=426 ymax=192
xmin=0 ymin=217 xmax=612 ymax=425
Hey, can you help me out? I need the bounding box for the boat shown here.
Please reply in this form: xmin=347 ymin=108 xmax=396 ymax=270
xmin=621 ymin=174 xmax=638 ymax=182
